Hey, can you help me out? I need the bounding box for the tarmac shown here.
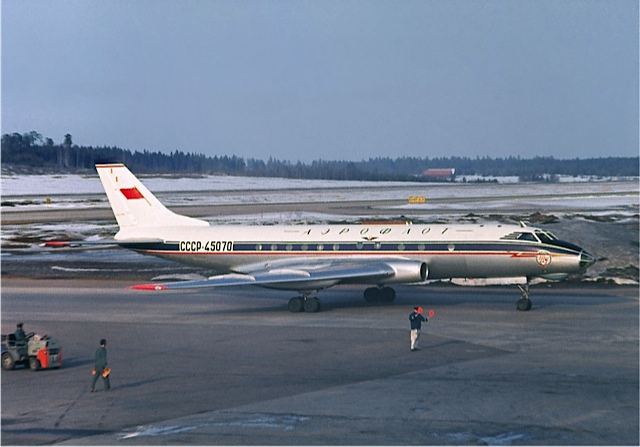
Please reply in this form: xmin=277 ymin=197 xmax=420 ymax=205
xmin=1 ymin=278 xmax=638 ymax=445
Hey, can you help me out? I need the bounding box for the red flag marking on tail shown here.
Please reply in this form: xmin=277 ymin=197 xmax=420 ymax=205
xmin=120 ymin=187 xmax=145 ymax=200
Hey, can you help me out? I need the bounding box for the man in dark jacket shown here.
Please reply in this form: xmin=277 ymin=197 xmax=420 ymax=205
xmin=90 ymin=339 xmax=110 ymax=392
xmin=409 ymin=306 xmax=427 ymax=351
xmin=14 ymin=323 xmax=26 ymax=342
xmin=14 ymin=323 xmax=28 ymax=357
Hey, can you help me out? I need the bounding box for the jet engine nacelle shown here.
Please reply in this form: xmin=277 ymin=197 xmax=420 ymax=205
xmin=538 ymin=273 xmax=570 ymax=281
xmin=385 ymin=260 xmax=428 ymax=284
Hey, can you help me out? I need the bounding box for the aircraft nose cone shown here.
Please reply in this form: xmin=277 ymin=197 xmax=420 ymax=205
xmin=580 ymin=250 xmax=596 ymax=269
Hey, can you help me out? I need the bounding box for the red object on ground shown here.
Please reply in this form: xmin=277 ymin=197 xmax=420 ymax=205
xmin=42 ymin=241 xmax=70 ymax=247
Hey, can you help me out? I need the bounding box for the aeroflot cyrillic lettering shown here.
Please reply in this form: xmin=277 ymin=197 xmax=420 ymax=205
xmin=305 ymin=227 xmax=429 ymax=237
xmin=180 ymin=241 xmax=234 ymax=252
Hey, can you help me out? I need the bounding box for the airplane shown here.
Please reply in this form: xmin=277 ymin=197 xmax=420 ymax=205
xmin=58 ymin=163 xmax=596 ymax=312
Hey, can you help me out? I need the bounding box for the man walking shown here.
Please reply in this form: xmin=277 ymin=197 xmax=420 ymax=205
xmin=409 ymin=306 xmax=427 ymax=351
xmin=90 ymin=339 xmax=110 ymax=392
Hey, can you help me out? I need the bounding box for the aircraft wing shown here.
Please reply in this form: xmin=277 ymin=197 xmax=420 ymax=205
xmin=131 ymin=260 xmax=399 ymax=291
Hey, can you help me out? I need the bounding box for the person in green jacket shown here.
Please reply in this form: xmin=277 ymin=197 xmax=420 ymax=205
xmin=90 ymin=339 xmax=110 ymax=392
xmin=14 ymin=323 xmax=26 ymax=342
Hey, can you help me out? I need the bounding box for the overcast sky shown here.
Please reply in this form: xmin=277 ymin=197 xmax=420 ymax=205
xmin=2 ymin=0 xmax=638 ymax=162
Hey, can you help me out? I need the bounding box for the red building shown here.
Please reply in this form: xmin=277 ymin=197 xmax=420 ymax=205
xmin=422 ymin=168 xmax=455 ymax=180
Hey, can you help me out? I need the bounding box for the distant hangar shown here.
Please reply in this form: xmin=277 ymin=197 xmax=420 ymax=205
xmin=422 ymin=168 xmax=455 ymax=180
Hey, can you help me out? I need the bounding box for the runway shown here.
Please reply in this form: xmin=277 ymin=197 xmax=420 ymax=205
xmin=1 ymin=279 xmax=637 ymax=445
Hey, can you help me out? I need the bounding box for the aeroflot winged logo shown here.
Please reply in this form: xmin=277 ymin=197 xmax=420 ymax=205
xmin=536 ymin=251 xmax=552 ymax=268
xmin=120 ymin=187 xmax=145 ymax=200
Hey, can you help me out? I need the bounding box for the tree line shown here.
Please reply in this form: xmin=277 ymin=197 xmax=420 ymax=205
xmin=2 ymin=131 xmax=638 ymax=181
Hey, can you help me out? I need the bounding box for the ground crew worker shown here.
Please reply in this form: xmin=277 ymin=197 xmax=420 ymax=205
xmin=409 ymin=306 xmax=427 ymax=351
xmin=90 ymin=339 xmax=110 ymax=392
xmin=14 ymin=323 xmax=28 ymax=357
xmin=14 ymin=323 xmax=26 ymax=342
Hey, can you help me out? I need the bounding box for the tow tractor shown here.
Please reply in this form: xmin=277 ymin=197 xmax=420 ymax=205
xmin=1 ymin=332 xmax=63 ymax=371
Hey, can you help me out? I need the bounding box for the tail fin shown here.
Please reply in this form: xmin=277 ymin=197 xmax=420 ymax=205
xmin=96 ymin=163 xmax=209 ymax=229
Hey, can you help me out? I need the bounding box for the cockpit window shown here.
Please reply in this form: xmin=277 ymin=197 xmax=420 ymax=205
xmin=535 ymin=230 xmax=557 ymax=244
xmin=533 ymin=229 xmax=581 ymax=252
xmin=517 ymin=232 xmax=538 ymax=242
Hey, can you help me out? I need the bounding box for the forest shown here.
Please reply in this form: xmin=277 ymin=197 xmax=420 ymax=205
xmin=2 ymin=131 xmax=638 ymax=181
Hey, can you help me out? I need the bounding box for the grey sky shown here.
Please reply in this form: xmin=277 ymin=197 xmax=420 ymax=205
xmin=2 ymin=0 xmax=638 ymax=162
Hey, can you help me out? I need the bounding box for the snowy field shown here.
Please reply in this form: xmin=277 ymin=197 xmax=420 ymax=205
xmin=1 ymin=173 xmax=638 ymax=213
xmin=1 ymin=172 xmax=635 ymax=196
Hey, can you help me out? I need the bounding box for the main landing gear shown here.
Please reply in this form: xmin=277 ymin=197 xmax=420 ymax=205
xmin=287 ymin=286 xmax=398 ymax=313
xmin=516 ymin=280 xmax=533 ymax=311
xmin=288 ymin=296 xmax=321 ymax=313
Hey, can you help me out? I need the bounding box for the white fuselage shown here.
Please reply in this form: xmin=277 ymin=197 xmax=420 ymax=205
xmin=116 ymin=222 xmax=589 ymax=284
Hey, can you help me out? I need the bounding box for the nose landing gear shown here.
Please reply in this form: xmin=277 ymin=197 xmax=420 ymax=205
xmin=516 ymin=280 xmax=533 ymax=311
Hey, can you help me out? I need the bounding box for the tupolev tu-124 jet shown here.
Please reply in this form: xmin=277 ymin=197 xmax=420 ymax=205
xmin=74 ymin=163 xmax=596 ymax=312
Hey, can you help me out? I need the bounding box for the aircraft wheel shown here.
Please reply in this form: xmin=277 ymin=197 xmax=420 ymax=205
xmin=381 ymin=287 xmax=396 ymax=302
xmin=288 ymin=297 xmax=304 ymax=313
xmin=303 ymin=297 xmax=321 ymax=313
xmin=517 ymin=298 xmax=532 ymax=311
xmin=29 ymin=357 xmax=40 ymax=371
xmin=364 ymin=287 xmax=380 ymax=302
xmin=1 ymin=352 xmax=15 ymax=371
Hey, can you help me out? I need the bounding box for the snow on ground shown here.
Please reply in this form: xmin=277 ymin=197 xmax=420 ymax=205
xmin=2 ymin=172 xmax=635 ymax=197
xmin=1 ymin=173 xmax=427 ymax=196
xmin=2 ymin=173 xmax=638 ymax=213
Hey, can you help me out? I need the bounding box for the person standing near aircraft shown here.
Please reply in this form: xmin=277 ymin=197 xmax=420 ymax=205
xmin=409 ymin=307 xmax=427 ymax=351
xmin=90 ymin=339 xmax=110 ymax=392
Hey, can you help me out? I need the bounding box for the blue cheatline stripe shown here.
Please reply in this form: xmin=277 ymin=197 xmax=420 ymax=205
xmin=118 ymin=241 xmax=578 ymax=256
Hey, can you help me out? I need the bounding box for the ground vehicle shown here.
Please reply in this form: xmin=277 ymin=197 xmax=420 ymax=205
xmin=1 ymin=333 xmax=62 ymax=371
